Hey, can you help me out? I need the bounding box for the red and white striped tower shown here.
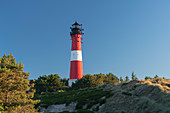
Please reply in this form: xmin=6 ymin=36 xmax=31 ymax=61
xmin=69 ymin=21 xmax=84 ymax=86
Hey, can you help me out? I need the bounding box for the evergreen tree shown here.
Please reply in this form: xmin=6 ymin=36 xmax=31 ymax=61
xmin=72 ymin=74 xmax=98 ymax=89
xmin=34 ymin=74 xmax=62 ymax=93
xmin=60 ymin=78 xmax=68 ymax=86
xmin=145 ymin=76 xmax=152 ymax=80
xmin=120 ymin=76 xmax=123 ymax=83
xmin=132 ymin=72 xmax=135 ymax=81
xmin=72 ymin=73 xmax=119 ymax=89
xmin=125 ymin=76 xmax=129 ymax=82
xmin=105 ymin=73 xmax=119 ymax=84
xmin=0 ymin=54 xmax=39 ymax=112
xmin=94 ymin=73 xmax=105 ymax=85
xmin=154 ymin=75 xmax=159 ymax=78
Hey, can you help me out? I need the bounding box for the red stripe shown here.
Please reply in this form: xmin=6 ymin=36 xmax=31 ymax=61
xmin=71 ymin=34 xmax=82 ymax=51
xmin=70 ymin=61 xmax=83 ymax=79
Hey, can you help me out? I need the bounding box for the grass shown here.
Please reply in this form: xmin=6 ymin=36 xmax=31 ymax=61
xmin=33 ymin=87 xmax=114 ymax=109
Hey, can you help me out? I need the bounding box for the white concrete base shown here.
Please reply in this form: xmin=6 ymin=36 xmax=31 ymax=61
xmin=68 ymin=79 xmax=77 ymax=86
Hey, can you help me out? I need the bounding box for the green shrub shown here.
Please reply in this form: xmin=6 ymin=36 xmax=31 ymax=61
xmin=86 ymin=100 xmax=99 ymax=109
xmin=35 ymin=87 xmax=113 ymax=111
xmin=58 ymin=111 xmax=74 ymax=113
xmin=93 ymin=106 xmax=99 ymax=111
xmin=134 ymin=85 xmax=141 ymax=88
xmin=98 ymin=84 xmax=107 ymax=88
xmin=77 ymin=109 xmax=94 ymax=113
xmin=99 ymin=99 xmax=106 ymax=105
xmin=121 ymin=83 xmax=128 ymax=87
xmin=122 ymin=92 xmax=132 ymax=96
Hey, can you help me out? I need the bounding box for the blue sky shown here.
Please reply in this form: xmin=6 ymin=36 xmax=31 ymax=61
xmin=0 ymin=0 xmax=170 ymax=80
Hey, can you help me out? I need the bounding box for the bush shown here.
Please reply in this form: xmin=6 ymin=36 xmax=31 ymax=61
xmin=59 ymin=111 xmax=75 ymax=113
xmin=93 ymin=106 xmax=99 ymax=111
xmin=34 ymin=74 xmax=62 ymax=93
xmin=122 ymin=92 xmax=132 ymax=96
xmin=145 ymin=76 xmax=152 ymax=80
xmin=72 ymin=73 xmax=119 ymax=89
xmin=134 ymin=85 xmax=141 ymax=88
xmin=35 ymin=87 xmax=113 ymax=110
xmin=77 ymin=109 xmax=94 ymax=113
xmin=99 ymin=99 xmax=106 ymax=105
xmin=121 ymin=82 xmax=128 ymax=87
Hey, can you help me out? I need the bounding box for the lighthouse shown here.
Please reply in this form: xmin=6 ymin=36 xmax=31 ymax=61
xmin=69 ymin=21 xmax=84 ymax=86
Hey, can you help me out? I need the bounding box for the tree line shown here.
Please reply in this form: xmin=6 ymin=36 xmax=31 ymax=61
xmin=34 ymin=72 xmax=131 ymax=92
xmin=33 ymin=71 xmax=163 ymax=92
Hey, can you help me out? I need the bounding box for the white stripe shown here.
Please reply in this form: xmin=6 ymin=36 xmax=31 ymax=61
xmin=71 ymin=50 xmax=82 ymax=61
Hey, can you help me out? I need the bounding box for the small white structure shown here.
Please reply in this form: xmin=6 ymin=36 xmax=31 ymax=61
xmin=68 ymin=79 xmax=77 ymax=86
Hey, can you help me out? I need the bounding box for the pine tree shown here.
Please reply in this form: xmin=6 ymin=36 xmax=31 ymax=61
xmin=125 ymin=76 xmax=129 ymax=82
xmin=132 ymin=72 xmax=135 ymax=81
xmin=0 ymin=54 xmax=39 ymax=112
xmin=35 ymin=74 xmax=62 ymax=93
xmin=145 ymin=76 xmax=152 ymax=80
xmin=154 ymin=75 xmax=159 ymax=78
xmin=120 ymin=76 xmax=123 ymax=83
xmin=105 ymin=73 xmax=119 ymax=84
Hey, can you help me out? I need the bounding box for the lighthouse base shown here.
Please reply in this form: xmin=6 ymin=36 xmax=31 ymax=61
xmin=68 ymin=79 xmax=77 ymax=86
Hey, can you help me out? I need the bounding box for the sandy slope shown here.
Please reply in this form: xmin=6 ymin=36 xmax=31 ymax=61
xmin=99 ymin=78 xmax=170 ymax=113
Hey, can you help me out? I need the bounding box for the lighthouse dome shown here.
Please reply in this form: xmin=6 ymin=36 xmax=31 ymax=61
xmin=72 ymin=21 xmax=80 ymax=26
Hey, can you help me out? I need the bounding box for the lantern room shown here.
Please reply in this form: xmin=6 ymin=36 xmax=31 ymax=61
xmin=70 ymin=21 xmax=84 ymax=35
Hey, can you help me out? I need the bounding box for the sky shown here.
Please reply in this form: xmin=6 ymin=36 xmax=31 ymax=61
xmin=0 ymin=0 xmax=170 ymax=80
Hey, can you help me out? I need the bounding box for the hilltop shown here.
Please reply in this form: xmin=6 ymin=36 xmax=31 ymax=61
xmin=37 ymin=78 xmax=170 ymax=113
xmin=100 ymin=78 xmax=170 ymax=113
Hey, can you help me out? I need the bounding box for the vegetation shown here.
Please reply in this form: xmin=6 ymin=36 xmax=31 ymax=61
xmin=34 ymin=71 xmax=166 ymax=94
xmin=131 ymin=72 xmax=138 ymax=80
xmin=154 ymin=75 xmax=159 ymax=78
xmin=0 ymin=54 xmax=39 ymax=113
xmin=121 ymin=82 xmax=129 ymax=87
xmin=1 ymin=53 xmax=168 ymax=113
xmin=100 ymin=78 xmax=170 ymax=113
xmin=72 ymin=73 xmax=119 ymax=89
xmin=33 ymin=87 xmax=113 ymax=109
xmin=120 ymin=76 xmax=123 ymax=83
xmin=125 ymin=76 xmax=129 ymax=82
xmin=34 ymin=73 xmax=120 ymax=93
xmin=122 ymin=92 xmax=132 ymax=96
xmin=34 ymin=74 xmax=69 ymax=93
xmin=145 ymin=76 xmax=152 ymax=80
xmin=132 ymin=72 xmax=135 ymax=80
xmin=58 ymin=109 xmax=94 ymax=113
